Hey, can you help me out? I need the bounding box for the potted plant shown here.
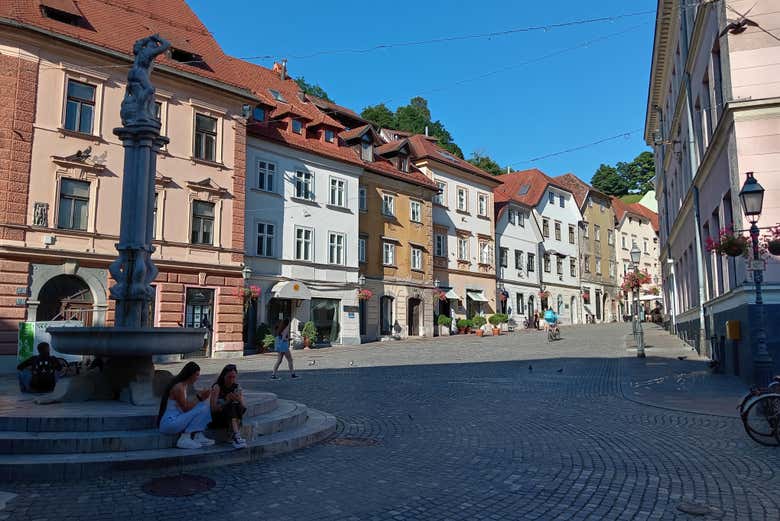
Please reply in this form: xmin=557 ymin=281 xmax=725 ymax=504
xmin=437 ymin=314 xmax=452 ymax=336
xmin=433 ymin=288 xmax=448 ymax=303
xmin=472 ymin=315 xmax=487 ymax=336
xmin=488 ymin=314 xmax=502 ymax=336
xmin=705 ymin=226 xmax=749 ymax=257
xmin=456 ymin=318 xmax=471 ymax=334
xmin=357 ymin=288 xmax=373 ymax=300
xmin=263 ymin=334 xmax=276 ymax=352
xmin=301 ymin=321 xmax=317 ymax=349
xmin=254 ymin=323 xmax=271 ymax=353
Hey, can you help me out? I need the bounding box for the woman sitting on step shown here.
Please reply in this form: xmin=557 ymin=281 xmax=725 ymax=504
xmin=210 ymin=364 xmax=248 ymax=449
xmin=157 ymin=361 xmax=217 ymax=449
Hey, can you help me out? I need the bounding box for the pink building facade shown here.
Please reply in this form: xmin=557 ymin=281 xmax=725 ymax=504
xmin=645 ymin=0 xmax=780 ymax=381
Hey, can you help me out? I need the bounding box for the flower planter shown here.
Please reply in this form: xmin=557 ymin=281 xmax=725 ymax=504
xmin=723 ymin=243 xmax=747 ymax=257
xmin=768 ymin=240 xmax=780 ymax=256
xmin=492 ymin=328 xmax=501 ymax=336
xmin=458 ymin=327 xmax=465 ymax=334
xmin=476 ymin=329 xmax=484 ymax=337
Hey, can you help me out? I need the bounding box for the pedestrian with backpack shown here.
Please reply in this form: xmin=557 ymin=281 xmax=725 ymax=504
xmin=17 ymin=342 xmax=63 ymax=393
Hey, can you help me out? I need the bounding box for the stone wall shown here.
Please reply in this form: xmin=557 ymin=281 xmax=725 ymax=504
xmin=0 ymin=260 xmax=30 ymax=356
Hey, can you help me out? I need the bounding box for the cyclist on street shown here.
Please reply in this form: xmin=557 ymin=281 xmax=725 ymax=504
xmin=544 ymin=307 xmax=560 ymax=339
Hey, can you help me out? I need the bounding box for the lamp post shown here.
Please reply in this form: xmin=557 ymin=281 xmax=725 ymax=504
xmin=241 ymin=265 xmax=253 ymax=350
xmin=739 ymin=172 xmax=773 ymax=386
xmin=358 ymin=274 xmax=366 ymax=287
xmin=631 ymin=242 xmax=645 ymax=358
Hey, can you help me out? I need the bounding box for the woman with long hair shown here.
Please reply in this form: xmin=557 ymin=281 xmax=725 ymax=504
xmin=271 ymin=318 xmax=297 ymax=380
xmin=157 ymin=361 xmax=216 ymax=449
xmin=210 ymin=364 xmax=248 ymax=449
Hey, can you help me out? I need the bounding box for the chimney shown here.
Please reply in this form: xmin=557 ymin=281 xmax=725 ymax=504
xmin=424 ymin=125 xmax=429 ymax=137
xmin=506 ymin=166 xmax=511 ymax=174
xmin=272 ymin=59 xmax=288 ymax=80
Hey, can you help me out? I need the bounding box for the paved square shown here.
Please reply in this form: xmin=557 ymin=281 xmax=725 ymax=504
xmin=2 ymin=324 xmax=779 ymax=520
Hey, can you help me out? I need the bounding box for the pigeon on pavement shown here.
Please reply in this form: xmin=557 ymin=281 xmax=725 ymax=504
xmin=556 ymin=368 xmax=564 ymax=373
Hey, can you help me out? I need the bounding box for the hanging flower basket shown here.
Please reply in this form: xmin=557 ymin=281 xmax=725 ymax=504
xmin=235 ymin=285 xmax=261 ymax=300
xmin=768 ymin=240 xmax=780 ymax=256
xmin=620 ymin=270 xmax=651 ymax=293
xmin=357 ymin=288 xmax=373 ymax=301
xmin=643 ymin=286 xmax=660 ymax=296
xmin=433 ymin=288 xmax=447 ymax=302
xmin=764 ymin=226 xmax=780 ymax=255
xmin=538 ymin=290 xmax=550 ymax=299
xmin=582 ymin=292 xmax=590 ymax=303
xmin=705 ymin=226 xmax=749 ymax=257
xmin=499 ymin=292 xmax=508 ymax=302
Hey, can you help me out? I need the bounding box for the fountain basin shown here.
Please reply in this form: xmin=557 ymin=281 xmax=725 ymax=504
xmin=47 ymin=327 xmax=207 ymax=357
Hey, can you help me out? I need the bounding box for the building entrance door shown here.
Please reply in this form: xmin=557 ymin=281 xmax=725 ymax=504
xmin=408 ymin=298 xmax=421 ymax=336
xmin=185 ymin=287 xmax=214 ymax=358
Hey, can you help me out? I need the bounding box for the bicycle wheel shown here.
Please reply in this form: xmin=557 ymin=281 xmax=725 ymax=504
xmin=553 ymin=329 xmax=561 ymax=341
xmin=547 ymin=329 xmax=553 ymax=342
xmin=742 ymin=394 xmax=780 ymax=446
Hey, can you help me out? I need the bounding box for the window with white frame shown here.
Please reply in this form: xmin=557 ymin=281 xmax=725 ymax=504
xmin=64 ymin=79 xmax=95 ymax=134
xmin=621 ymin=234 xmax=627 ymax=249
xmin=584 ymin=255 xmax=591 ymax=273
xmin=517 ymin=293 xmax=525 ymax=314
xmin=382 ymin=194 xmax=395 ymax=216
xmin=194 ymin=113 xmax=217 ymax=162
xmin=295 ymin=227 xmax=313 ymax=261
xmin=568 ymin=224 xmax=575 ymax=244
xmin=359 ymin=235 xmax=367 ymax=263
xmin=518 ymin=211 xmax=525 ymax=227
xmin=324 ymin=129 xmax=335 ymax=143
xmin=542 ymin=218 xmax=549 ymax=237
xmin=544 ymin=254 xmax=551 ymax=272
xmin=328 ymin=232 xmax=345 ymax=265
xmin=595 ymin=257 xmax=602 ymax=275
xmin=609 ymin=260 xmax=616 ymax=277
xmin=500 ymin=247 xmax=508 ymax=268
xmin=583 ymin=222 xmax=590 ymax=238
xmin=643 ymin=238 xmax=649 ymax=254
xmin=434 ymin=180 xmax=446 ymax=205
xmin=515 ymin=249 xmax=523 ymax=270
xmin=570 ymin=258 xmax=576 ymax=277
xmin=329 ymin=177 xmax=346 ymax=207
xmin=608 ymin=229 xmax=614 ymax=245
xmin=457 ymin=187 xmax=467 ymax=212
xmin=457 ymin=237 xmax=468 ymax=261
xmin=411 ymin=247 xmax=423 ymax=270
xmin=559 ymin=194 xmax=565 ymax=208
xmin=190 ymin=200 xmax=215 ymax=245
xmin=256 ymin=222 xmax=275 ymax=257
xmin=527 ymin=253 xmax=535 ymax=272
xmin=478 ymin=193 xmax=487 ymax=217
xmin=361 ymin=134 xmax=373 ymax=161
xmin=410 ymin=200 xmax=422 ymax=223
xmin=548 ymin=191 xmax=555 ymax=204
xmin=295 ymin=170 xmax=314 ymax=200
xmin=594 ymin=224 xmax=601 ymax=242
xmin=479 ymin=241 xmax=492 ymax=265
xmin=554 ymin=221 xmax=561 ymax=241
xmin=556 ymin=256 xmax=563 ymax=274
xmin=508 ymin=209 xmax=515 ymax=225
xmin=359 ymin=187 xmax=367 ymax=211
xmin=153 ymin=192 xmax=159 ymax=239
xmin=257 ymin=160 xmax=275 ymax=192
xmin=383 ymin=242 xmax=395 ymax=265
xmin=435 ymin=233 xmax=447 ymax=257
xmin=58 ymin=178 xmax=90 ymax=230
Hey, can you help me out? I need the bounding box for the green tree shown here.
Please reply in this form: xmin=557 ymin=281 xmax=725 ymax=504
xmin=468 ymin=151 xmax=505 ymax=176
xmin=618 ymin=151 xmax=655 ymax=194
xmin=295 ymin=77 xmax=332 ymax=102
xmin=591 ymin=164 xmax=629 ymax=196
xmin=361 ymin=103 xmax=396 ymax=129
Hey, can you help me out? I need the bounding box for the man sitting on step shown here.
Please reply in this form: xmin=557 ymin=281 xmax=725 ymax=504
xmin=17 ymin=342 xmax=63 ymax=393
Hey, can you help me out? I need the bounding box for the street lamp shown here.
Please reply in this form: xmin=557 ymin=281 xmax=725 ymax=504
xmin=241 ymin=265 xmax=253 ymax=350
xmin=358 ymin=274 xmax=366 ymax=286
xmin=630 ymin=242 xmax=645 ymax=358
xmin=241 ymin=265 xmax=252 ymax=282
xmin=739 ymin=172 xmax=772 ymax=386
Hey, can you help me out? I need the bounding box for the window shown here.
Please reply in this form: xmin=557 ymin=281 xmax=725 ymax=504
xmin=361 ymin=134 xmax=373 ymax=161
xmin=291 ymin=119 xmax=303 ymax=134
xmin=478 ymin=193 xmax=488 ymax=217
xmin=359 ymin=235 xmax=367 ymax=263
xmin=153 ymin=192 xmax=158 ymax=239
xmin=435 ymin=233 xmax=447 ymax=257
xmin=57 ymin=178 xmax=90 ymax=230
xmin=515 ymin=250 xmax=523 ymax=270
xmin=527 ymin=253 xmax=535 ymax=272
xmin=559 ymin=194 xmax=565 ymax=208
xmin=64 ymin=80 xmax=95 ymax=134
xmin=154 ymin=101 xmax=163 ymax=122
xmin=257 ymin=160 xmax=275 ymax=192
xmin=295 ymin=227 xmax=313 ymax=261
xmin=256 ymin=222 xmax=275 ymax=257
xmin=479 ymin=241 xmax=492 ymax=265
xmin=383 ymin=242 xmax=395 ymax=265
xmin=434 ymin=181 xmax=446 ymax=205
xmin=584 ymin=255 xmax=591 ymax=273
xmin=410 ymin=200 xmax=422 ymax=223
xmin=359 ymin=187 xmax=367 ymax=211
xmin=622 ymin=234 xmax=627 ymax=249
xmin=600 ymin=202 xmax=605 ymax=213
xmin=568 ymin=224 xmax=575 ymax=244
xmin=508 ymin=209 xmax=515 ymax=225
xmin=643 ymin=239 xmax=649 ymax=254
xmin=588 ymin=199 xmax=593 ymax=208
xmin=411 ymin=247 xmax=423 ymax=270
xmin=554 ymin=221 xmax=561 ymax=241
xmin=609 ymin=260 xmax=616 ymax=278
xmin=295 ymin=170 xmax=314 ymax=200
xmin=328 ymin=232 xmax=345 ymax=265
xmin=595 ymin=257 xmax=602 ymax=275
xmin=457 ymin=237 xmax=468 ymax=261
xmin=594 ymin=225 xmax=601 ymax=242
xmin=382 ymin=194 xmax=395 ymax=216
xmin=608 ymin=229 xmax=614 ymax=245
xmin=252 ymin=106 xmax=265 ymax=121
xmin=269 ymin=89 xmax=286 ymax=102
xmin=194 ymin=113 xmax=217 ymax=162
xmin=190 ymin=200 xmax=214 ymax=245
xmin=556 ymin=256 xmax=563 ymax=275
xmin=548 ymin=192 xmax=555 ymax=204
xmin=542 ymin=218 xmax=549 ymax=237
xmin=457 ymin=187 xmax=467 ymax=212
xmin=324 ymin=129 xmax=335 ymax=143
xmin=399 ymin=155 xmax=409 ymax=172
xmin=329 ymin=178 xmax=346 ymax=207
xmin=570 ymin=258 xmax=576 ymax=277
xmin=583 ymin=222 xmax=590 ymax=239
xmin=518 ymin=211 xmax=525 ymax=227
xmin=544 ymin=254 xmax=551 ymax=273
xmin=500 ymin=247 xmax=508 ymax=268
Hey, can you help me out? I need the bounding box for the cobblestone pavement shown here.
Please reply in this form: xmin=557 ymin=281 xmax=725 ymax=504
xmin=3 ymin=323 xmax=780 ymax=520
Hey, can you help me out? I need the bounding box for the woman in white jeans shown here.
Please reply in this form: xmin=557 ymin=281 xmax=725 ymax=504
xmin=157 ymin=361 xmax=217 ymax=449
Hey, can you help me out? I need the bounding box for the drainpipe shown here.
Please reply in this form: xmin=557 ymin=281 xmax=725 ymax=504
xmin=680 ymin=3 xmax=709 ymax=355
xmin=668 ymin=258 xmax=679 ymax=334
xmin=655 ymin=105 xmax=678 ymax=335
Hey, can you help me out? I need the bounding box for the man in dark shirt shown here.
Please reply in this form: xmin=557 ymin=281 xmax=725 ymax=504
xmin=17 ymin=342 xmax=63 ymax=393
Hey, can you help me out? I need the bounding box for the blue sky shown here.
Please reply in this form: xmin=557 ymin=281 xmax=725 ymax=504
xmin=189 ymin=0 xmax=655 ymax=183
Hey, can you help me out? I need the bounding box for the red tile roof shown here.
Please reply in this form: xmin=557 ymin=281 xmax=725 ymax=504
xmin=611 ymin=197 xmax=659 ymax=233
xmin=553 ymin=173 xmax=589 ymax=208
xmin=2 ymin=0 xmax=254 ymax=96
xmin=375 ymin=139 xmax=409 ymax=156
xmin=494 ymin=168 xmax=571 ymax=207
xmin=407 ymin=135 xmax=500 ymax=185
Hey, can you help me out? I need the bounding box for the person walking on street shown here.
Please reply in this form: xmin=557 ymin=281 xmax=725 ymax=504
xmin=271 ymin=319 xmax=297 ymax=380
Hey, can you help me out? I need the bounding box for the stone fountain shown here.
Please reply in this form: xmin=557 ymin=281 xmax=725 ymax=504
xmin=45 ymin=35 xmax=205 ymax=405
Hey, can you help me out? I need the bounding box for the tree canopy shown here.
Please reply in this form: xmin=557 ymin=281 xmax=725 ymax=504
xmin=295 ymin=77 xmax=332 ymax=102
xmin=591 ymin=151 xmax=655 ymax=196
xmin=468 ymin=151 xmax=506 ymax=177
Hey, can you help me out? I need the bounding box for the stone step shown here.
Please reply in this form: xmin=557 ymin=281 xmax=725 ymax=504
xmin=0 ymin=392 xmax=278 ymax=433
xmin=0 ymin=400 xmax=307 ymax=455
xmin=0 ymin=409 xmax=336 ymax=482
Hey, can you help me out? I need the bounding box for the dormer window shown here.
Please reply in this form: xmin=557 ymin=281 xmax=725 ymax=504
xmin=40 ymin=2 xmax=86 ymax=27
xmin=170 ymin=48 xmax=201 ymax=65
xmin=398 ymin=155 xmax=409 ymax=172
xmin=252 ymin=106 xmax=265 ymax=122
xmin=324 ymin=129 xmax=335 ymax=143
xmin=292 ymin=119 xmax=303 ymax=134
xmin=361 ymin=134 xmax=373 ymax=161
xmin=269 ymin=89 xmax=286 ymax=102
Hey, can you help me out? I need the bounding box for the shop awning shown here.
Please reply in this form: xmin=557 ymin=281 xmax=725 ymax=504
xmin=444 ymin=289 xmax=460 ymax=300
xmin=466 ymin=290 xmax=489 ymax=302
xmin=639 ymin=294 xmax=660 ymax=302
xmin=271 ymin=280 xmax=311 ymax=300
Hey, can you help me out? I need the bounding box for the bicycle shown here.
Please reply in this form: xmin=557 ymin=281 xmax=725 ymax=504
xmin=547 ymin=324 xmax=561 ymax=342
xmin=739 ymin=377 xmax=780 ymax=446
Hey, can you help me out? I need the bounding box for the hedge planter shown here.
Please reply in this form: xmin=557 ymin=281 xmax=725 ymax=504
xmin=476 ymin=329 xmax=484 ymax=337
xmin=492 ymin=327 xmax=501 ymax=336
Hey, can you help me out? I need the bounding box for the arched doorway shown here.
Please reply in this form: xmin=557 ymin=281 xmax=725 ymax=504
xmin=527 ymin=296 xmax=534 ymax=316
xmin=570 ymin=296 xmax=576 ymax=324
xmin=408 ymin=297 xmax=421 ymax=336
xmin=37 ymin=275 xmax=94 ymax=325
